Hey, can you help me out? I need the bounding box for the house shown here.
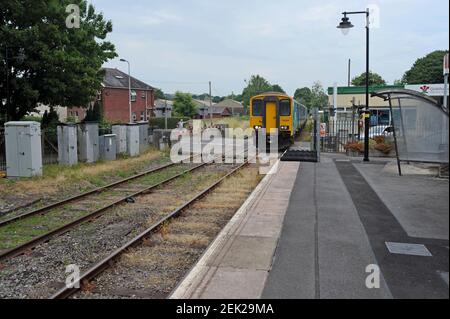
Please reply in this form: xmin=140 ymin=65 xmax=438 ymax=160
xmin=214 ymin=99 xmax=246 ymax=115
xmin=154 ymin=99 xmax=173 ymax=118
xmin=68 ymin=68 xmax=155 ymax=123
xmin=193 ymin=99 xmax=232 ymax=119
xmin=31 ymin=104 xmax=68 ymax=122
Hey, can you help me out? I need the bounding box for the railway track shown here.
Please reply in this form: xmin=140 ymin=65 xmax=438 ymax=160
xmin=50 ymin=160 xmax=249 ymax=299
xmin=0 ymin=160 xmax=206 ymax=262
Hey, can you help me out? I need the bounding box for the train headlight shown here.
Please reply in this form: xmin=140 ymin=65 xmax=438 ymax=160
xmin=280 ymin=126 xmax=289 ymax=131
xmin=254 ymin=125 xmax=262 ymax=130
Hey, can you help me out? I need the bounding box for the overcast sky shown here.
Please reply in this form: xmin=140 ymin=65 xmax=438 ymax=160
xmin=90 ymin=0 xmax=449 ymax=96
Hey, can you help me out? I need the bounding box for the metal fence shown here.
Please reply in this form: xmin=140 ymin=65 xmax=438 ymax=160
xmin=320 ymin=118 xmax=394 ymax=153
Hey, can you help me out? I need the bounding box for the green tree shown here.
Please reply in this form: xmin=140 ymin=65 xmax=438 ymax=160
xmin=402 ymin=50 xmax=449 ymax=84
xmin=310 ymin=82 xmax=328 ymax=110
xmin=351 ymin=71 xmax=387 ymax=86
xmin=270 ymin=84 xmax=285 ymax=93
xmin=294 ymin=87 xmax=312 ymax=108
xmin=242 ymin=75 xmax=273 ymax=107
xmin=0 ymin=0 xmax=117 ymax=121
xmin=154 ymin=88 xmax=165 ymax=100
xmin=173 ymin=92 xmax=197 ymax=118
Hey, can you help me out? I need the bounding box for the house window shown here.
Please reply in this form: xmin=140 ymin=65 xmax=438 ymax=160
xmin=130 ymin=90 xmax=137 ymax=102
xmin=132 ymin=112 xmax=137 ymax=121
xmin=140 ymin=111 xmax=145 ymax=121
xmin=142 ymin=92 xmax=146 ymax=99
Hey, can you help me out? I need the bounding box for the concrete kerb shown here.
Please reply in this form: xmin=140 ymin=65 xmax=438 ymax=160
xmin=169 ymin=160 xmax=281 ymax=299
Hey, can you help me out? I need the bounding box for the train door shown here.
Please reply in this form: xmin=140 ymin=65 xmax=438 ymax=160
xmin=265 ymin=101 xmax=277 ymax=131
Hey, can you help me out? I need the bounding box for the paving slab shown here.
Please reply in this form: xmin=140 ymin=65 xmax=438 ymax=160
xmin=170 ymin=161 xmax=300 ymax=299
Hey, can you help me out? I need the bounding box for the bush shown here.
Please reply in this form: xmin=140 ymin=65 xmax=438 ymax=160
xmin=149 ymin=117 xmax=189 ymax=129
xmin=21 ymin=115 xmax=42 ymax=122
xmin=344 ymin=141 xmax=364 ymax=153
xmin=374 ymin=143 xmax=393 ymax=154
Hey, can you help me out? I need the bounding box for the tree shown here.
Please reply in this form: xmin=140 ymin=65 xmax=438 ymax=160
xmin=270 ymin=84 xmax=285 ymax=93
xmin=0 ymin=1 xmax=117 ymax=121
xmin=154 ymin=88 xmax=165 ymax=100
xmin=310 ymin=82 xmax=328 ymax=110
xmin=241 ymin=75 xmax=273 ymax=107
xmin=173 ymin=92 xmax=197 ymax=118
xmin=351 ymin=71 xmax=386 ymax=86
xmin=294 ymin=87 xmax=312 ymax=108
xmin=402 ymin=50 xmax=449 ymax=84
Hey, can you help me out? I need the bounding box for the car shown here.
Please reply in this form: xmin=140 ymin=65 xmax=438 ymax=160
xmin=360 ymin=125 xmax=394 ymax=140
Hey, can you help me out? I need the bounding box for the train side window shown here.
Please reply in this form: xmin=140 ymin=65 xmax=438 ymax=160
xmin=279 ymin=100 xmax=291 ymax=116
xmin=252 ymin=100 xmax=263 ymax=116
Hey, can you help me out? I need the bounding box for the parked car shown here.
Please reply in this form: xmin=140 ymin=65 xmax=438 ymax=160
xmin=360 ymin=125 xmax=394 ymax=140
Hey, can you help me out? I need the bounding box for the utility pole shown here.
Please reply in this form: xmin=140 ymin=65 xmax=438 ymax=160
xmin=209 ymin=81 xmax=213 ymax=125
xmin=4 ymin=47 xmax=9 ymax=122
xmin=444 ymin=53 xmax=449 ymax=110
xmin=348 ymin=58 xmax=351 ymax=86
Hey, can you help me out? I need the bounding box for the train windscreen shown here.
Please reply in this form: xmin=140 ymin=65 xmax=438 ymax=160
xmin=252 ymin=100 xmax=263 ymax=116
xmin=279 ymin=100 xmax=291 ymax=116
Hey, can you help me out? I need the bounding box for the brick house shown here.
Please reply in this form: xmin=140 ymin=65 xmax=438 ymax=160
xmin=68 ymin=68 xmax=155 ymax=123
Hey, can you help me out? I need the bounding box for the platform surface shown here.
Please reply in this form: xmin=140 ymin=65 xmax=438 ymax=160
xmin=172 ymin=154 xmax=449 ymax=299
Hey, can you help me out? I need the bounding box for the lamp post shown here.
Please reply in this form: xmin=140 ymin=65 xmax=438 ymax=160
xmin=119 ymin=58 xmax=132 ymax=123
xmin=337 ymin=9 xmax=371 ymax=162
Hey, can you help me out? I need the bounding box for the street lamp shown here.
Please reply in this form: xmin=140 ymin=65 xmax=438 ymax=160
xmin=337 ymin=9 xmax=371 ymax=162
xmin=119 ymin=58 xmax=132 ymax=123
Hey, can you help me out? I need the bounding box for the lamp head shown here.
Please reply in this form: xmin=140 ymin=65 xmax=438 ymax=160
xmin=337 ymin=15 xmax=354 ymax=35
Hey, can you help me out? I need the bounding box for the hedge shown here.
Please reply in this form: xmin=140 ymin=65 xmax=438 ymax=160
xmin=149 ymin=117 xmax=190 ymax=129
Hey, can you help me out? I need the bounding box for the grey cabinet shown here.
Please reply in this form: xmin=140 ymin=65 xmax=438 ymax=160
xmin=5 ymin=121 xmax=43 ymax=178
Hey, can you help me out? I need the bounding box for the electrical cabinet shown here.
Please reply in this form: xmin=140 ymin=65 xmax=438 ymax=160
xmin=5 ymin=121 xmax=43 ymax=178
xmin=112 ymin=125 xmax=127 ymax=154
xmin=138 ymin=122 xmax=150 ymax=153
xmin=78 ymin=122 xmax=99 ymax=163
xmin=100 ymin=134 xmax=117 ymax=161
xmin=126 ymin=124 xmax=140 ymax=157
xmin=57 ymin=124 xmax=78 ymax=166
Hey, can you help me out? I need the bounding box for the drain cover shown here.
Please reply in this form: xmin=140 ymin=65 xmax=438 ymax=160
xmin=385 ymin=242 xmax=432 ymax=257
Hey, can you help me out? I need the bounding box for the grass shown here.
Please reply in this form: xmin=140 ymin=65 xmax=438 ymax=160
xmin=211 ymin=116 xmax=249 ymax=130
xmin=0 ymin=148 xmax=166 ymax=201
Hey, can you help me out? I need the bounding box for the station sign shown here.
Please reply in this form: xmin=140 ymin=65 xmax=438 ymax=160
xmin=405 ymin=84 xmax=446 ymax=97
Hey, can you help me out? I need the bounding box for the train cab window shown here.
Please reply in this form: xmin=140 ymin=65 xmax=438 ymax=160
xmin=279 ymin=100 xmax=291 ymax=116
xmin=252 ymin=100 xmax=263 ymax=116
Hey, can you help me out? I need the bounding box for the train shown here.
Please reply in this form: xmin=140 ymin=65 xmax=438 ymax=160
xmin=249 ymin=92 xmax=308 ymax=148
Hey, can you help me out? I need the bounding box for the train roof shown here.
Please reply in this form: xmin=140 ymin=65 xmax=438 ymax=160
xmin=251 ymin=92 xmax=292 ymax=99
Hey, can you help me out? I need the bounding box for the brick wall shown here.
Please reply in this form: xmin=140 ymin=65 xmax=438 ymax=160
xmin=68 ymin=87 xmax=154 ymax=123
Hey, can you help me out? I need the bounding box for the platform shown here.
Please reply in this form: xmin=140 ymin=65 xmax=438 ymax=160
xmin=171 ymin=154 xmax=449 ymax=299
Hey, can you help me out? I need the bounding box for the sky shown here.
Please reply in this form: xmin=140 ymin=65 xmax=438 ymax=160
xmin=89 ymin=0 xmax=449 ymax=96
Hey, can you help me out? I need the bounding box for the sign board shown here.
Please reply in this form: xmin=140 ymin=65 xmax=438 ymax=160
xmin=444 ymin=53 xmax=449 ymax=75
xmin=320 ymin=123 xmax=327 ymax=137
xmin=405 ymin=84 xmax=446 ymax=97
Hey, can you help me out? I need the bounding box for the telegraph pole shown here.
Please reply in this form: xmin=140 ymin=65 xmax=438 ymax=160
xmin=209 ymin=81 xmax=213 ymax=125
xmin=348 ymin=58 xmax=351 ymax=86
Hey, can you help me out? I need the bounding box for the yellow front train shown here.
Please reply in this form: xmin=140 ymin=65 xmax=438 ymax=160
xmin=250 ymin=92 xmax=308 ymax=147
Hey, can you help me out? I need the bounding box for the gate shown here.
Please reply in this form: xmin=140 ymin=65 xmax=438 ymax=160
xmin=41 ymin=128 xmax=59 ymax=165
xmin=320 ymin=120 xmax=360 ymax=153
